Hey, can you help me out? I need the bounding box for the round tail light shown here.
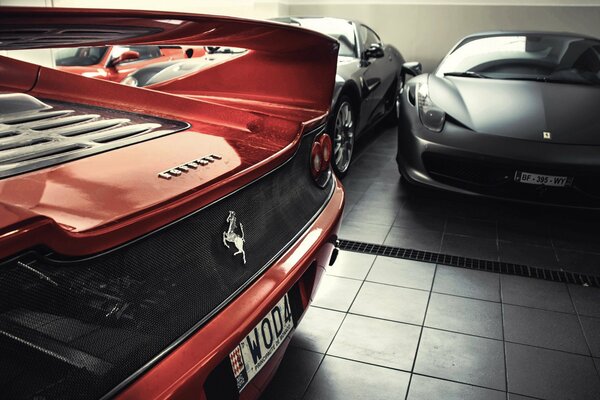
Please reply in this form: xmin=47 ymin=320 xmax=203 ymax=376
xmin=311 ymin=141 xmax=323 ymax=177
xmin=310 ymin=133 xmax=333 ymax=187
xmin=319 ymin=134 xmax=332 ymax=165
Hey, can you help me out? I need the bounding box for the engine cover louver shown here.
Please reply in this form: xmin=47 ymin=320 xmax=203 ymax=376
xmin=0 ymin=26 xmax=162 ymax=50
xmin=0 ymin=93 xmax=188 ymax=178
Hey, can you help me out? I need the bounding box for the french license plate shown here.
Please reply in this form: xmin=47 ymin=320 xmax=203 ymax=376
xmin=229 ymin=293 xmax=294 ymax=392
xmin=514 ymin=171 xmax=571 ymax=187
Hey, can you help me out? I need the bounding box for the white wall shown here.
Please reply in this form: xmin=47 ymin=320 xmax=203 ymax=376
xmin=0 ymin=0 xmax=288 ymax=19
xmin=286 ymin=1 xmax=600 ymax=71
xmin=1 ymin=0 xmax=599 ymax=71
xmin=0 ymin=0 xmax=288 ymax=65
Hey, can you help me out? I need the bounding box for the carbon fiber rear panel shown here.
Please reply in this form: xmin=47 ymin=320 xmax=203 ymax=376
xmin=0 ymin=126 xmax=333 ymax=399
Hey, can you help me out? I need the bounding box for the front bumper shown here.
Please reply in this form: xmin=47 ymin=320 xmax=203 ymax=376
xmin=396 ymin=96 xmax=600 ymax=208
xmin=116 ymin=177 xmax=344 ymax=400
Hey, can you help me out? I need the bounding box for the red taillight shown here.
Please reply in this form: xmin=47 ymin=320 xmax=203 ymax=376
xmin=310 ymin=134 xmax=332 ymax=187
xmin=311 ymin=141 xmax=323 ymax=177
xmin=319 ymin=134 xmax=332 ymax=165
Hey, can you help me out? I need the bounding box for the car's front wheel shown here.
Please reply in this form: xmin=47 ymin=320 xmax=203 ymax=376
xmin=331 ymin=96 xmax=355 ymax=178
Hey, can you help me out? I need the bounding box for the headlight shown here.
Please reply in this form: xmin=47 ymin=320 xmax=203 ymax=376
xmin=121 ymin=76 xmax=138 ymax=87
xmin=417 ymin=82 xmax=445 ymax=132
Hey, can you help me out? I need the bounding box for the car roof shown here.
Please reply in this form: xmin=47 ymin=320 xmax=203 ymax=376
xmin=459 ymin=30 xmax=599 ymax=43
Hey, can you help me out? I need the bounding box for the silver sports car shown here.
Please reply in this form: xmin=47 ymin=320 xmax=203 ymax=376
xmin=397 ymin=31 xmax=600 ymax=207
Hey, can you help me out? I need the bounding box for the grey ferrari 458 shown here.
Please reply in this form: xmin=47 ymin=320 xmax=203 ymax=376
xmin=397 ymin=31 xmax=600 ymax=207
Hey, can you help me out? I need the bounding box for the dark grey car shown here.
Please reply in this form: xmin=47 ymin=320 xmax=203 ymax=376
xmin=397 ymin=31 xmax=600 ymax=207
xmin=274 ymin=17 xmax=406 ymax=177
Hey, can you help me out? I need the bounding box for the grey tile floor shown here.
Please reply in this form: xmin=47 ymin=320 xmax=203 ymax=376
xmin=338 ymin=126 xmax=600 ymax=275
xmin=260 ymin=123 xmax=600 ymax=399
xmin=261 ymin=252 xmax=600 ymax=400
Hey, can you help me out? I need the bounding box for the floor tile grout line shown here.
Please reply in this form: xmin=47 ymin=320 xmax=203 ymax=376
xmin=549 ymin=227 xmax=561 ymax=266
xmin=410 ymin=372 xmax=510 ymax=396
xmin=321 ymin=266 xmax=598 ymax=318
xmin=314 ymin=284 xmax=598 ymax=318
xmin=300 ymin=254 xmax=379 ymax=400
xmin=338 ymin=254 xmax=379 ymax=326
xmin=404 ymin=264 xmax=438 ymax=400
xmin=439 ymin=215 xmax=448 ymax=254
xmin=380 ymin=219 xmax=397 ymax=247
xmin=500 ymin=273 xmax=509 ymax=396
xmin=500 ymin=301 xmax=578 ymax=316
xmin=567 ymin=283 xmax=599 ymax=370
xmin=495 ymin=219 xmax=500 ymax=264
xmin=297 ymin=346 xmax=326 ymax=400
xmin=308 ymin=305 xmax=597 ymax=357
xmin=317 ymin=353 xmax=511 ymax=394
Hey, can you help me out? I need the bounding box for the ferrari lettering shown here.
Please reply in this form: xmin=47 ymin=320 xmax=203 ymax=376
xmin=157 ymin=154 xmax=222 ymax=179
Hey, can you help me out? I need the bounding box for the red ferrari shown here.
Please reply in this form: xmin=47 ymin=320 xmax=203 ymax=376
xmin=0 ymin=7 xmax=343 ymax=400
xmin=55 ymin=45 xmax=206 ymax=82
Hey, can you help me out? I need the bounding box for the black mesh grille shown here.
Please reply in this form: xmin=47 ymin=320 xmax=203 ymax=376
xmin=423 ymin=153 xmax=512 ymax=187
xmin=0 ymin=127 xmax=333 ymax=399
xmin=422 ymin=152 xmax=600 ymax=207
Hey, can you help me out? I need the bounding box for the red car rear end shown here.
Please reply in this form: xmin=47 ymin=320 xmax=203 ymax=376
xmin=0 ymin=8 xmax=342 ymax=399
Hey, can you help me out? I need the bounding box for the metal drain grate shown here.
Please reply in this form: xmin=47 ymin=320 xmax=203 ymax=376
xmin=338 ymin=239 xmax=600 ymax=288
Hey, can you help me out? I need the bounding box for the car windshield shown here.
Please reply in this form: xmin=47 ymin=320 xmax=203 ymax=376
xmin=293 ymin=18 xmax=357 ymax=58
xmin=437 ymin=34 xmax=600 ymax=85
xmin=54 ymin=46 xmax=109 ymax=66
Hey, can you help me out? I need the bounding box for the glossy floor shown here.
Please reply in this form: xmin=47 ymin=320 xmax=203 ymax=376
xmin=340 ymin=125 xmax=600 ymax=275
xmin=260 ymin=123 xmax=600 ymax=400
xmin=261 ymin=252 xmax=600 ymax=400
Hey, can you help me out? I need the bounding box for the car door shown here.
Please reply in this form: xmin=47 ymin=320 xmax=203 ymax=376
xmin=357 ymin=25 xmax=396 ymax=133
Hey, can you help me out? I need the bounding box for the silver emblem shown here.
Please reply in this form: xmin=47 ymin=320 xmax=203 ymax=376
xmin=158 ymin=154 xmax=222 ymax=179
xmin=543 ymin=131 xmax=552 ymax=140
xmin=223 ymin=211 xmax=246 ymax=264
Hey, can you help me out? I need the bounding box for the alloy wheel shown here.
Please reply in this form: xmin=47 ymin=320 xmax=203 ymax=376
xmin=332 ymin=100 xmax=354 ymax=175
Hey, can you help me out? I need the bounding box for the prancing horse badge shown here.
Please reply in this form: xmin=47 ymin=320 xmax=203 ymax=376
xmin=223 ymin=211 xmax=247 ymax=264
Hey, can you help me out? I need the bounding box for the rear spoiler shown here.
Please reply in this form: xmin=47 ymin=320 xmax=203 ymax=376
xmin=0 ymin=7 xmax=339 ymax=112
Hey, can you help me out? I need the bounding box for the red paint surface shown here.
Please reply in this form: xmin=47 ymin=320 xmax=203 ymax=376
xmin=0 ymin=7 xmax=338 ymax=258
xmin=0 ymin=8 xmax=343 ymax=399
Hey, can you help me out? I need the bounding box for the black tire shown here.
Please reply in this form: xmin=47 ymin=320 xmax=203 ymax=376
xmin=329 ymin=95 xmax=356 ymax=179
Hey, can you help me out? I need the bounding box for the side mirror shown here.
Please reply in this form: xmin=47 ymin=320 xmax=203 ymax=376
xmin=109 ymin=50 xmax=140 ymax=67
xmin=402 ymin=61 xmax=422 ymax=78
xmin=363 ymin=43 xmax=384 ymax=60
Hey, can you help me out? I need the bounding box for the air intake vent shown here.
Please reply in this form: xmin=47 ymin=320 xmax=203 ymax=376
xmin=0 ymin=94 xmax=188 ymax=178
xmin=0 ymin=26 xmax=162 ymax=50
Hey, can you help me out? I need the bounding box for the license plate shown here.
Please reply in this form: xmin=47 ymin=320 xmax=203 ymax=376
xmin=229 ymin=293 xmax=294 ymax=392
xmin=514 ymin=171 xmax=572 ymax=187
